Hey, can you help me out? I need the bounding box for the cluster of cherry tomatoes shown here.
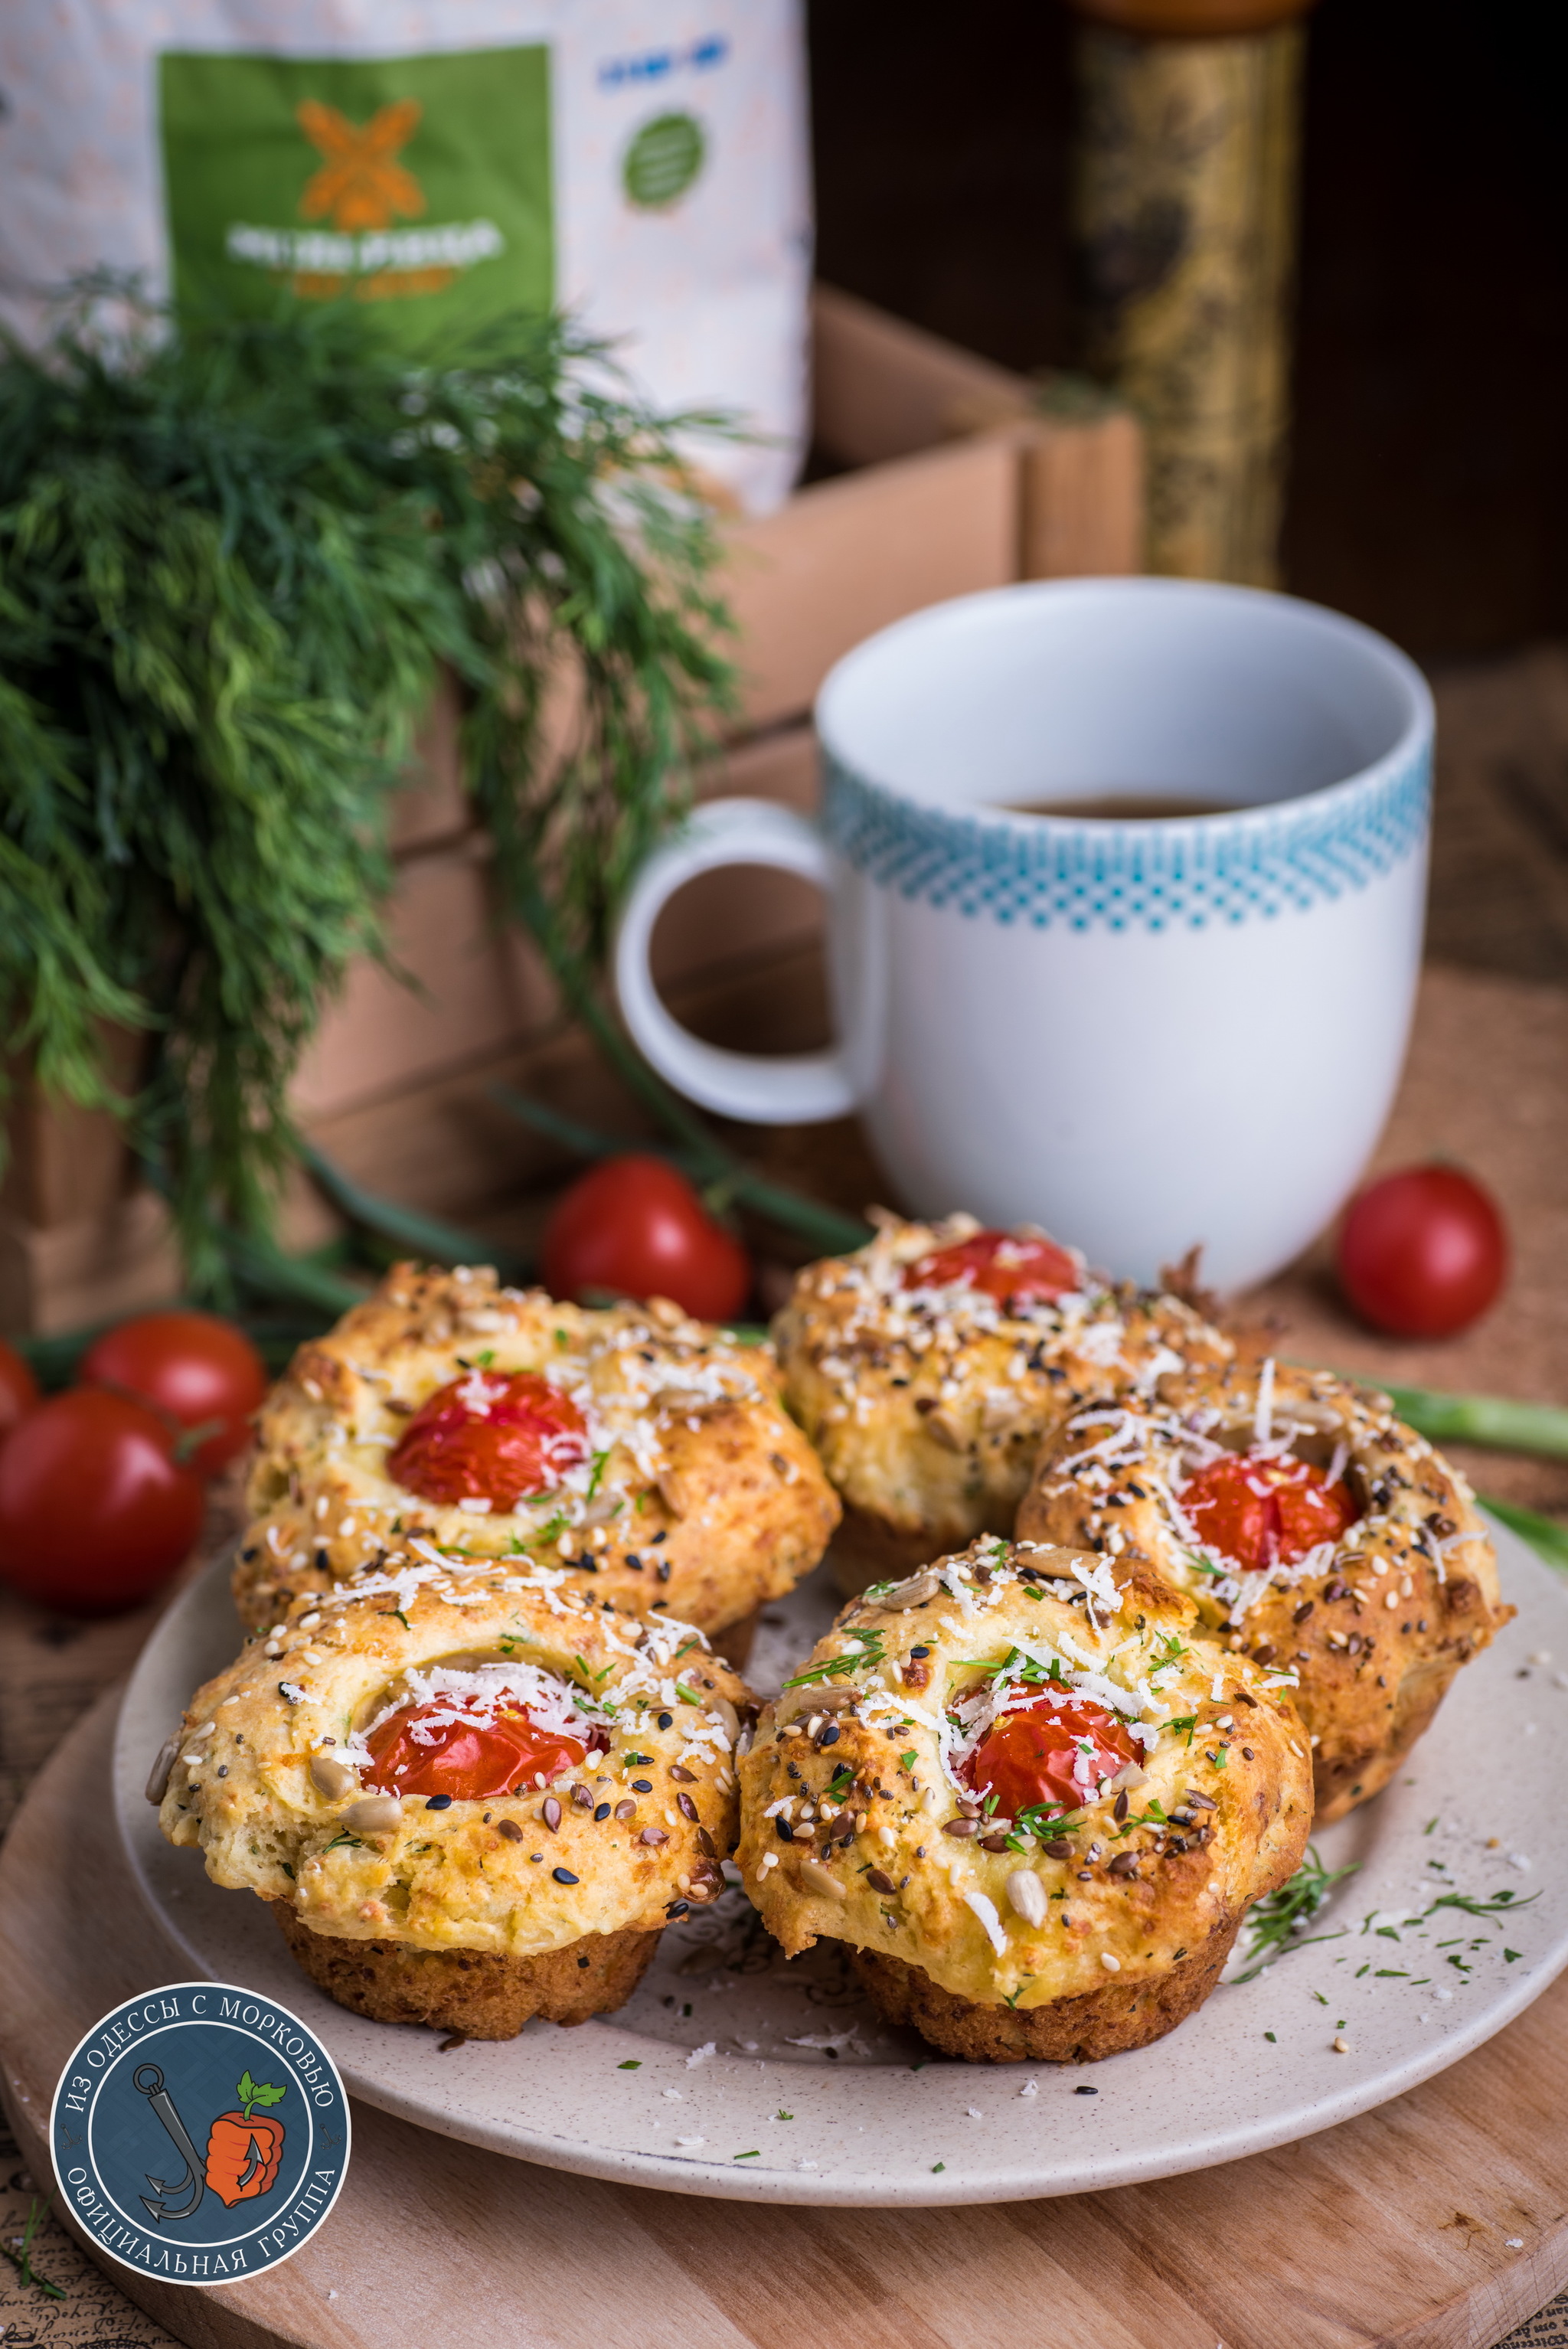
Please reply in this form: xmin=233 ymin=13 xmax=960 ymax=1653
xmin=0 ymin=1148 xmax=1508 ymax=1622
xmin=0 ymin=1312 xmax=266 ymax=1616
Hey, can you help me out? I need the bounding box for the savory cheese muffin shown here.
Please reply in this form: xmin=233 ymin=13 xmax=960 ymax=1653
xmin=237 ymin=1261 xmax=838 ymax=1645
xmin=152 ymin=1561 xmax=747 ymax=2037
xmin=772 ymin=1214 xmax=1232 ymax=1593
xmin=737 ymin=1536 xmax=1311 ymax=2063
xmin=1017 ymin=1358 xmax=1511 ymax=1822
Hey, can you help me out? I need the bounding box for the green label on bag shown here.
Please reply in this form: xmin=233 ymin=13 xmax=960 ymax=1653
xmin=622 ymin=112 xmax=707 ymax=210
xmin=158 ymin=46 xmax=553 ymax=348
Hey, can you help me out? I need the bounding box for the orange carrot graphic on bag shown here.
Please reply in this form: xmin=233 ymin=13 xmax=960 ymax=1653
xmin=204 ymin=2071 xmax=286 ymax=2207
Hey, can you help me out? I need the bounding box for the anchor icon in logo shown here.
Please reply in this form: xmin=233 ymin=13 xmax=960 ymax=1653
xmin=132 ymin=2064 xmax=207 ymax=2222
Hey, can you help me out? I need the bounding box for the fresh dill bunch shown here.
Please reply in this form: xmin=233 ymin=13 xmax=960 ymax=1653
xmin=0 ymin=282 xmax=733 ymax=1295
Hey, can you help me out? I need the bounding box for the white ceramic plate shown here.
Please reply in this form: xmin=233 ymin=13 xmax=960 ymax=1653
xmin=114 ymin=1519 xmax=1568 ymax=2206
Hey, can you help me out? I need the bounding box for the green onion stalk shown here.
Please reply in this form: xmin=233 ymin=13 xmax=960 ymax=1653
xmin=1373 ymin=1381 xmax=1568 ymax=1463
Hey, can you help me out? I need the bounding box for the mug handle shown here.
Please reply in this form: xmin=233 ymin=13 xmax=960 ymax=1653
xmin=613 ymin=797 xmax=858 ymax=1122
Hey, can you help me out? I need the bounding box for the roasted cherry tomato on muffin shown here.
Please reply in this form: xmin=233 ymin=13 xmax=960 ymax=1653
xmin=964 ymin=1694 xmax=1138 ymax=1815
xmin=0 ymin=1388 xmax=204 ymax=1613
xmin=1337 ymin=1164 xmax=1507 ymax=1338
xmin=541 ymin=1154 xmax=750 ymax=1323
xmin=1180 ymin=1451 xmax=1357 ymax=1572
xmin=363 ymin=1697 xmax=599 ymax=1801
xmin=903 ymin=1229 xmax=1079 ymax=1308
xmin=387 ymin=1368 xmax=589 ymax=1510
xmin=0 ymin=1338 xmax=39 ymax=1444
xmin=80 ymin=1309 xmax=268 ymax=1475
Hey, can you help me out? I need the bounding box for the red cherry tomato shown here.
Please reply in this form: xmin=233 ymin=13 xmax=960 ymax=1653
xmin=1337 ymin=1165 xmax=1507 ymax=1339
xmin=965 ymin=1695 xmax=1138 ymax=1817
xmin=388 ymin=1369 xmax=589 ymax=1511
xmin=0 ymin=1388 xmax=205 ymax=1614
xmin=362 ymin=1698 xmax=596 ymax=1801
xmin=903 ymin=1229 xmax=1079 ymax=1308
xmin=1181 ymin=1451 xmax=1357 ymax=1573
xmin=80 ymin=1311 xmax=268 ymax=1475
xmin=0 ymin=1338 xmax=39 ymax=1443
xmin=541 ymin=1154 xmax=750 ymax=1323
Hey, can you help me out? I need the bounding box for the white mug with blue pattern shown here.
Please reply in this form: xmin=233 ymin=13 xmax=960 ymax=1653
xmin=614 ymin=578 xmax=1432 ymax=1292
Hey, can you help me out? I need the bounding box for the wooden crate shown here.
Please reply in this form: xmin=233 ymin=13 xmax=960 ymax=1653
xmin=0 ymin=289 xmax=1142 ymax=1331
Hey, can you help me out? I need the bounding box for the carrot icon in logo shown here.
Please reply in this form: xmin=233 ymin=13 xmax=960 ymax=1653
xmin=296 ymin=99 xmax=426 ymax=232
xmin=203 ymin=2072 xmax=287 ymax=2208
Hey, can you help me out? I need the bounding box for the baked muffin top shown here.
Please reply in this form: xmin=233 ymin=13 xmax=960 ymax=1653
xmin=737 ymin=1536 xmax=1310 ymax=2010
xmin=156 ymin=1558 xmax=748 ymax=1958
xmin=1017 ymin=1357 xmax=1511 ymax=1819
xmin=237 ymin=1261 xmax=838 ymax=1632
xmin=771 ymin=1214 xmax=1232 ymax=1570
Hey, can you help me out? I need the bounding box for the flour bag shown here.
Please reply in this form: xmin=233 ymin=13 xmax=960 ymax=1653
xmin=0 ymin=2 xmax=811 ymax=512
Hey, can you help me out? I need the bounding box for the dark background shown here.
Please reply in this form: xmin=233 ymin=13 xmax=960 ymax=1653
xmin=807 ymin=0 xmax=1568 ymax=661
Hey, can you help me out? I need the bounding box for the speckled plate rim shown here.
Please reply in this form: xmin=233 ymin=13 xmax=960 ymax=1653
xmin=111 ymin=1518 xmax=1568 ymax=2207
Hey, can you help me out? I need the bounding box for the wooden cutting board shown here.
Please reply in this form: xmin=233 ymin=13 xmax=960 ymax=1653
xmin=5 ymin=1687 xmax=1567 ymax=2349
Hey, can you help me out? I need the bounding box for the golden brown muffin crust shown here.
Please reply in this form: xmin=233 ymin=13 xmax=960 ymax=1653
xmin=772 ymin=1214 xmax=1232 ymax=1590
xmin=853 ymin=1905 xmax=1245 ymax=2063
xmin=737 ymin=1537 xmax=1310 ymax=2047
xmin=272 ymin=1906 xmax=659 ymax=2038
xmin=237 ymin=1261 xmax=837 ymax=1635
xmin=158 ymin=1564 xmax=747 ymax=1959
xmin=1017 ymin=1358 xmax=1512 ymax=1821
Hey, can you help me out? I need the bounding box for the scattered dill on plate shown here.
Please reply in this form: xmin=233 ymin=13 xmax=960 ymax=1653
xmin=1231 ymin=1846 xmax=1361 ymax=1985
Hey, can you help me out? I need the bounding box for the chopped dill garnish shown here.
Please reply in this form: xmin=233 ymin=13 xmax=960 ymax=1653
xmin=1230 ymin=1846 xmax=1361 ymax=1984
xmin=1011 ymin=1802 xmax=1085 ymax=1839
xmin=1414 ymin=1887 xmax=1539 ymax=1926
xmin=784 ymin=1629 xmax=887 ymax=1687
xmin=1110 ymin=1799 xmax=1168 ymax=1839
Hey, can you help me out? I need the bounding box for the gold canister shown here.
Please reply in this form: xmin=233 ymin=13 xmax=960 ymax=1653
xmin=1070 ymin=0 xmax=1315 ymax=586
